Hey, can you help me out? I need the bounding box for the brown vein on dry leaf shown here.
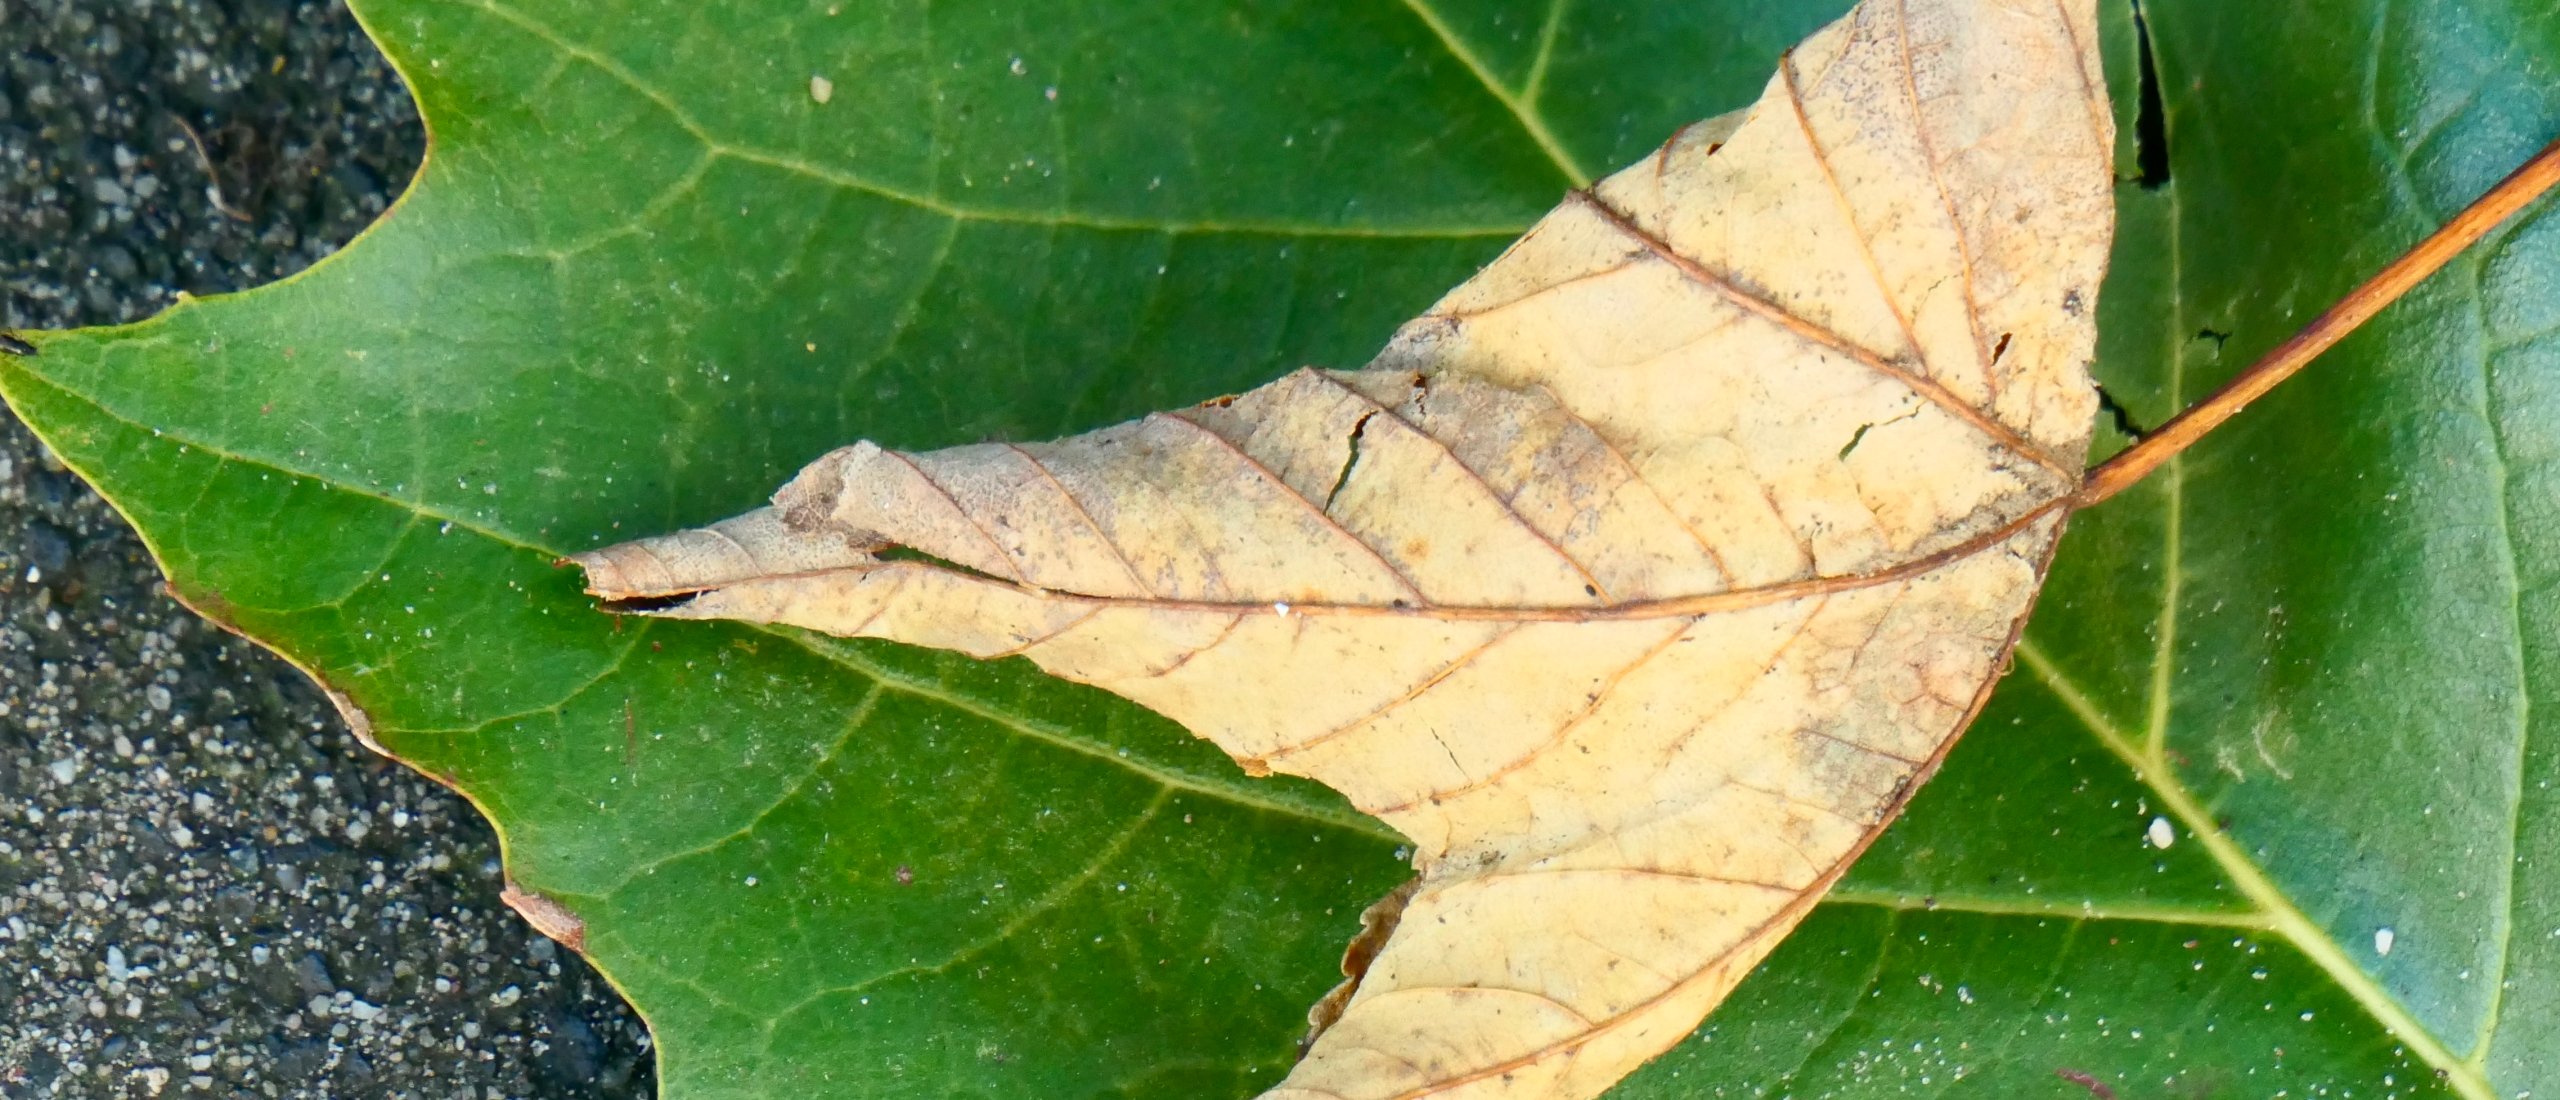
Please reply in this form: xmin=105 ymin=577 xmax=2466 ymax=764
xmin=882 ymin=447 xmax=1025 ymax=581
xmin=1373 ymin=621 xmax=1690 ymax=812
xmin=1259 ymin=624 xmax=1527 ymax=768
xmin=1893 ymin=0 xmax=2002 ymax=406
xmin=1304 ymin=370 xmax=1612 ymax=600
xmin=1003 ymin=442 xmax=1158 ymax=597
xmin=1530 ymin=381 xmax=1736 ymax=582
xmin=1156 ymin=410 xmax=1431 ymax=602
xmin=2049 ymin=0 xmax=2115 ymax=182
xmin=1779 ymin=50 xmax=1932 ymax=387
xmin=1429 ymin=258 xmax=1647 ymax=320
xmin=1111 ymin=611 xmax=1249 ymax=682
xmin=1566 ymin=188 xmax=2065 ymax=476
xmin=989 ymin=605 xmax=1110 ymax=660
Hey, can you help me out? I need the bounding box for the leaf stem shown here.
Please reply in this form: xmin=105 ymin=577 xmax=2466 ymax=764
xmin=2078 ymin=136 xmax=2560 ymax=506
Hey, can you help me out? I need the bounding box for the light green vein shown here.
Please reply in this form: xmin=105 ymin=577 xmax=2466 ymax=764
xmin=1522 ymin=0 xmax=1574 ymax=105
xmin=2454 ymin=176 xmax=2535 ymax=1079
xmin=2018 ymin=640 xmax=2495 ymax=1100
xmin=1824 ymin=886 xmax=2273 ymax=930
xmin=585 ymin=684 xmax=886 ymax=899
xmin=757 ymin=787 xmax=1176 ymax=1034
xmin=1394 ymin=0 xmax=1593 ymax=186
xmin=459 ymin=0 xmax=1526 ymax=240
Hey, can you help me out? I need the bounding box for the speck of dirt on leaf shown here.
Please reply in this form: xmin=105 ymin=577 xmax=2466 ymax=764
xmin=2145 ymin=816 xmax=2175 ymax=850
xmin=809 ymin=75 xmax=834 ymax=104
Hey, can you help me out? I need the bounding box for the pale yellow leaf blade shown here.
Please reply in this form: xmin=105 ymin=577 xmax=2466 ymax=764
xmin=572 ymin=0 xmax=2112 ymax=1095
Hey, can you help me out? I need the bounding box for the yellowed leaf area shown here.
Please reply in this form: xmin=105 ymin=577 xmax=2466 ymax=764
xmin=575 ymin=0 xmax=2113 ymax=1094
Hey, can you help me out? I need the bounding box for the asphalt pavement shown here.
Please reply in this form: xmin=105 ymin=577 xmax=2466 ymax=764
xmin=1 ymin=1 xmax=655 ymax=1095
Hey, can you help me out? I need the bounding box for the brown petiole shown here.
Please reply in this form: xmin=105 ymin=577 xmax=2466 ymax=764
xmin=2077 ymin=136 xmax=2560 ymax=507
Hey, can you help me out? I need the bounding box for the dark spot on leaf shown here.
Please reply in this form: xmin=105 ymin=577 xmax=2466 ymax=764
xmin=2058 ymin=1068 xmax=2118 ymax=1099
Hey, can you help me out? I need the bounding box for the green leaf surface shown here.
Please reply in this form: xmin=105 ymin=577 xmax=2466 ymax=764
xmin=6 ymin=0 xmax=2556 ymax=1095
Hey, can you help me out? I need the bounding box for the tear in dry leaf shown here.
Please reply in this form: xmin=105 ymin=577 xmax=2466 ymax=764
xmin=574 ymin=0 xmax=2113 ymax=1094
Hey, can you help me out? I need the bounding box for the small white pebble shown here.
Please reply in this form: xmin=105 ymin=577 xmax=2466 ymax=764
xmin=489 ymin=985 xmax=522 ymax=1008
xmin=47 ymin=757 xmax=77 ymax=785
xmin=809 ymin=74 xmax=834 ymax=104
xmin=2146 ymin=816 xmax=2175 ymax=850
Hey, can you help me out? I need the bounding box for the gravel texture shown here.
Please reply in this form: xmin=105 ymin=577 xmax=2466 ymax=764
xmin=1 ymin=0 xmax=656 ymax=1095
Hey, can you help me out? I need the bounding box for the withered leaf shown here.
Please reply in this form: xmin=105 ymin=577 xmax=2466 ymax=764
xmin=574 ymin=0 xmax=2114 ymax=1094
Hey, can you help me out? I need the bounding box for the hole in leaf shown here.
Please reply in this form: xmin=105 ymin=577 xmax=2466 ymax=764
xmin=2095 ymin=383 xmax=2153 ymax=441
xmin=600 ymin=592 xmax=702 ymax=614
xmin=2131 ymin=0 xmax=2172 ymax=189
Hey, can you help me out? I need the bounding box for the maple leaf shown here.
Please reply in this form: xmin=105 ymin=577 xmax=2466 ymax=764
xmin=574 ymin=0 xmax=2113 ymax=1094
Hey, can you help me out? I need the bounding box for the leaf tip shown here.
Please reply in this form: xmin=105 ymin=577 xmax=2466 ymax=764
xmin=0 ymin=332 xmax=36 ymax=357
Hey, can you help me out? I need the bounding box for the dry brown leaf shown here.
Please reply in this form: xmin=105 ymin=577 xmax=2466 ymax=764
xmin=573 ymin=0 xmax=2113 ymax=1094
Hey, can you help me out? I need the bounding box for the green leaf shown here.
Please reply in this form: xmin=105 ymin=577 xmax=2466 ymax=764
xmin=4 ymin=0 xmax=2554 ymax=1096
